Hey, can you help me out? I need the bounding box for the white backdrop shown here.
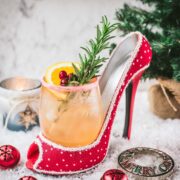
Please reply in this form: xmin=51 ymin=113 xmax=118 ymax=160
xmin=0 ymin=0 xmax=146 ymax=79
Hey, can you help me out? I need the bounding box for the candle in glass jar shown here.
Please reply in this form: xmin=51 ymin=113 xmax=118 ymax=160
xmin=0 ymin=77 xmax=41 ymax=131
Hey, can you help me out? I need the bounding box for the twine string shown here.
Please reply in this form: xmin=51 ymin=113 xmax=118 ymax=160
xmin=160 ymin=83 xmax=177 ymax=112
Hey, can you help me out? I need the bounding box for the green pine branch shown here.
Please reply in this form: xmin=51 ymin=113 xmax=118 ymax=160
xmin=112 ymin=1 xmax=180 ymax=81
xmin=72 ymin=16 xmax=117 ymax=85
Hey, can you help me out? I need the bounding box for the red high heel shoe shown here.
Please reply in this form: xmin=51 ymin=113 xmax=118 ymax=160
xmin=26 ymin=31 xmax=152 ymax=175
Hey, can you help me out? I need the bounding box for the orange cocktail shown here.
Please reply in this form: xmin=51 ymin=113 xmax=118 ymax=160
xmin=39 ymin=63 xmax=104 ymax=147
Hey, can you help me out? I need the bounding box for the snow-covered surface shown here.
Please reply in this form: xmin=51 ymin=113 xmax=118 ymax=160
xmin=0 ymin=91 xmax=180 ymax=180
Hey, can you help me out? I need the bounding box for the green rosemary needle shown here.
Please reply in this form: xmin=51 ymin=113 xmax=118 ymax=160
xmin=72 ymin=16 xmax=117 ymax=85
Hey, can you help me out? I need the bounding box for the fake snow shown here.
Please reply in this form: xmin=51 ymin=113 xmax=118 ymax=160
xmin=0 ymin=91 xmax=180 ymax=180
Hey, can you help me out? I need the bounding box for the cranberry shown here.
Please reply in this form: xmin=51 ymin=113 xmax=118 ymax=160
xmin=59 ymin=70 xmax=67 ymax=79
xmin=68 ymin=73 xmax=78 ymax=81
xmin=60 ymin=78 xmax=69 ymax=86
xmin=68 ymin=73 xmax=74 ymax=80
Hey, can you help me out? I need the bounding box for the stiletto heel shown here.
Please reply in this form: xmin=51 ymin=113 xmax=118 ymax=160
xmin=123 ymin=70 xmax=144 ymax=139
xmin=26 ymin=32 xmax=152 ymax=175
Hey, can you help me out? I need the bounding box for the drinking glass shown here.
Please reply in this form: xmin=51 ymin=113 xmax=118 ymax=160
xmin=39 ymin=78 xmax=104 ymax=147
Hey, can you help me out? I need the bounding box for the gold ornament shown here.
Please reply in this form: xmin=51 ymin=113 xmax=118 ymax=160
xmin=18 ymin=105 xmax=37 ymax=129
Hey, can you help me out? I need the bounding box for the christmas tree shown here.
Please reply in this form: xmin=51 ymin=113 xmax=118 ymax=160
xmin=114 ymin=0 xmax=180 ymax=81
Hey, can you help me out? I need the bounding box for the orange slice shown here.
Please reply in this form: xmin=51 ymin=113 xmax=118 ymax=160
xmin=45 ymin=62 xmax=78 ymax=86
xmin=44 ymin=62 xmax=79 ymax=100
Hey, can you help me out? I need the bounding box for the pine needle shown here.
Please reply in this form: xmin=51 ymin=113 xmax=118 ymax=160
xmin=72 ymin=16 xmax=117 ymax=85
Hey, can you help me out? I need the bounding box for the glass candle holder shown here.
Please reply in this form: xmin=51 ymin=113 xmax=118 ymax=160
xmin=0 ymin=77 xmax=41 ymax=131
xmin=40 ymin=78 xmax=104 ymax=147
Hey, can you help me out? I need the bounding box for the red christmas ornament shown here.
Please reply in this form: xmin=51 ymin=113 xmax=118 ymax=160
xmin=101 ymin=169 xmax=128 ymax=180
xmin=0 ymin=145 xmax=20 ymax=168
xmin=19 ymin=176 xmax=37 ymax=180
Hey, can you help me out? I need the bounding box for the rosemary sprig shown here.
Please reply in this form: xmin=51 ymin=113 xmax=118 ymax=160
xmin=72 ymin=16 xmax=117 ymax=85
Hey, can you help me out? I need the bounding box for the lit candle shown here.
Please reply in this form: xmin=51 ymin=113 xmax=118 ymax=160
xmin=0 ymin=77 xmax=41 ymax=91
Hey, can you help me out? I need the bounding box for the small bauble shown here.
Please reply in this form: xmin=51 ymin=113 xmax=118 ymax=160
xmin=0 ymin=145 xmax=20 ymax=168
xmin=19 ymin=176 xmax=37 ymax=180
xmin=101 ymin=169 xmax=128 ymax=180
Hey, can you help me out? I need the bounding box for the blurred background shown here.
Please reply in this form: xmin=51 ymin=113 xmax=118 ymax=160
xmin=0 ymin=0 xmax=147 ymax=79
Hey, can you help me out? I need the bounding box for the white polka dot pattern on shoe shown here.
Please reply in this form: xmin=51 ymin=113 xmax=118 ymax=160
xmin=32 ymin=35 xmax=152 ymax=174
